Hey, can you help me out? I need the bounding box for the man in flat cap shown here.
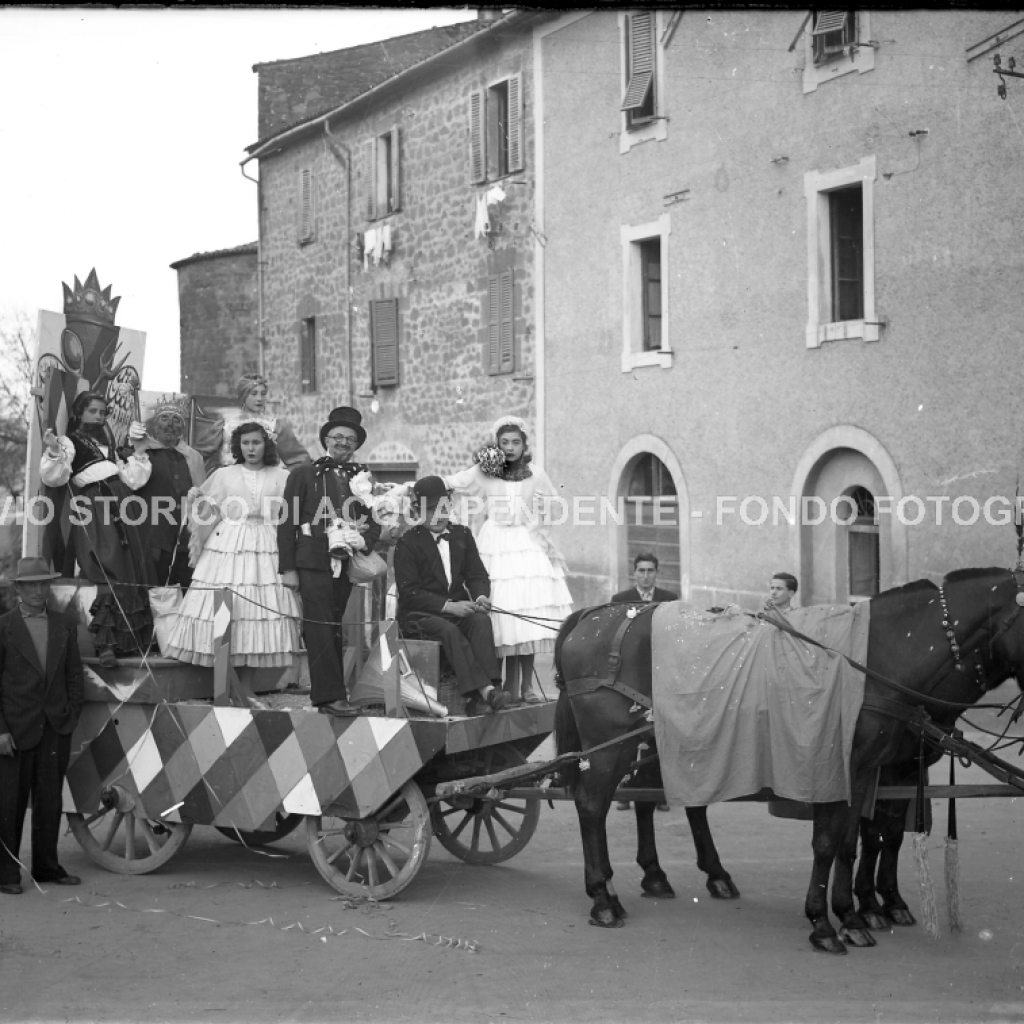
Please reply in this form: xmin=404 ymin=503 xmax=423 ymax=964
xmin=0 ymin=557 xmax=85 ymax=894
xmin=394 ymin=476 xmax=511 ymax=715
xmin=279 ymin=407 xmax=381 ymax=717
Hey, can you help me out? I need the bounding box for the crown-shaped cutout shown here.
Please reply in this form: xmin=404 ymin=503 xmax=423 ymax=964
xmin=152 ymin=394 xmax=191 ymax=422
xmin=62 ymin=269 xmax=120 ymax=327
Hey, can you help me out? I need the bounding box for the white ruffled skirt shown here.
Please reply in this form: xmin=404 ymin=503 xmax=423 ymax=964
xmin=476 ymin=520 xmax=573 ymax=657
xmin=164 ymin=518 xmax=302 ymax=667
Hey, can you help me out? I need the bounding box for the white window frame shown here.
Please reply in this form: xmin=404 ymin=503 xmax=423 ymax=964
xmin=621 ymin=215 xmax=672 ymax=371
xmin=802 ymin=10 xmax=874 ymax=95
xmin=618 ymin=10 xmax=668 ymax=154
xmin=804 ymin=156 xmax=878 ymax=349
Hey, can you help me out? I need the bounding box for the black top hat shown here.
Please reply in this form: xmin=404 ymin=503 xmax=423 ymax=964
xmin=319 ymin=406 xmax=367 ymax=449
xmin=412 ymin=476 xmax=451 ymax=503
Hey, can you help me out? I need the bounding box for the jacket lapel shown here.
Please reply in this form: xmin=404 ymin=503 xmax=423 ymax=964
xmin=7 ymin=611 xmax=44 ymax=677
xmin=418 ymin=528 xmax=449 ymax=591
xmin=448 ymin=531 xmax=465 ymax=593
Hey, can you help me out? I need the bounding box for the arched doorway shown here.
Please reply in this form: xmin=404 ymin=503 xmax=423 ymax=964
xmin=844 ymin=485 xmax=880 ymax=600
xmin=622 ymin=452 xmax=680 ymax=596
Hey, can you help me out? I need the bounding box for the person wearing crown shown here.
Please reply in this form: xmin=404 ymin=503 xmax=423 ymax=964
xmin=132 ymin=397 xmax=206 ymax=589
xmin=278 ymin=407 xmax=381 ymax=717
xmin=442 ymin=415 xmax=573 ymax=705
xmin=40 ymin=391 xmax=157 ymax=668
xmin=217 ymin=373 xmax=311 ymax=472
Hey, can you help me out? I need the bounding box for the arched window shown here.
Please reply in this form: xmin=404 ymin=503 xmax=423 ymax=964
xmin=846 ymin=485 xmax=879 ymax=599
xmin=623 ymin=453 xmax=679 ymax=595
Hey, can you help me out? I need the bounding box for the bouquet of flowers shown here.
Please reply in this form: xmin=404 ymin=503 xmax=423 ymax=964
xmin=474 ymin=444 xmax=506 ymax=478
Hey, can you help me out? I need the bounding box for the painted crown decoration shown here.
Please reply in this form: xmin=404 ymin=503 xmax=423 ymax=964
xmin=62 ymin=269 xmax=120 ymax=327
xmin=153 ymin=394 xmax=190 ymax=423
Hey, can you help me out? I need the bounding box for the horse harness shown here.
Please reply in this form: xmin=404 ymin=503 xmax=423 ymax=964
xmin=563 ymin=602 xmax=657 ymax=713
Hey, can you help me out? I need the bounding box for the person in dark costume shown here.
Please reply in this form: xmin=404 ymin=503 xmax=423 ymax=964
xmin=278 ymin=407 xmax=381 ymax=717
xmin=0 ymin=558 xmax=84 ymax=894
xmin=393 ymin=476 xmax=513 ymax=716
xmin=40 ymin=391 xmax=156 ymax=668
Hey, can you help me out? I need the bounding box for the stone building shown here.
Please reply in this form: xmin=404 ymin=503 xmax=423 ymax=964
xmin=535 ymin=10 xmax=1024 ymax=606
xmin=171 ymin=243 xmax=260 ymax=398
xmin=242 ymin=12 xmax=550 ymax=479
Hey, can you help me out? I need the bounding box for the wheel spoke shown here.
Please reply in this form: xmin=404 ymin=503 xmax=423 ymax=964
xmin=375 ymin=793 xmax=406 ymax=822
xmin=374 ymin=840 xmax=400 ymax=877
xmin=484 ymin=815 xmax=500 ymax=852
xmin=494 ymin=801 xmax=528 ymax=816
xmin=377 ymin=820 xmax=413 ymax=831
xmin=381 ymin=834 xmax=410 ymax=858
xmin=326 ymin=837 xmax=356 ymax=867
xmin=101 ymin=812 xmax=124 ymax=852
xmin=470 ymin=814 xmax=482 ymax=854
xmin=137 ymin=818 xmax=161 ymax=856
xmin=366 ymin=848 xmax=380 ymax=887
xmin=490 ymin=809 xmax=517 ymax=838
xmin=82 ymin=807 xmax=113 ymax=828
xmin=448 ymin=811 xmax=474 ymax=841
xmin=345 ymin=847 xmax=363 ymax=882
xmin=125 ymin=815 xmax=136 ymax=862
xmin=438 ymin=805 xmax=465 ymax=819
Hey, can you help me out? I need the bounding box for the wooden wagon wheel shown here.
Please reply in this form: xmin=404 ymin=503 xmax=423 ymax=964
xmin=66 ymin=786 xmax=191 ymax=874
xmin=306 ymin=780 xmax=432 ymax=899
xmin=431 ymin=746 xmax=541 ymax=865
xmin=215 ymin=813 xmax=303 ymax=847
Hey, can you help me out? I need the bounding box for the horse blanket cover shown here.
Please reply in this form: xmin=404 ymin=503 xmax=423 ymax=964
xmin=651 ymin=603 xmax=869 ymax=807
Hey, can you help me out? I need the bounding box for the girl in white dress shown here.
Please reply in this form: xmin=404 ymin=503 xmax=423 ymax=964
xmin=444 ymin=416 xmax=573 ymax=704
xmin=164 ymin=422 xmax=302 ymax=702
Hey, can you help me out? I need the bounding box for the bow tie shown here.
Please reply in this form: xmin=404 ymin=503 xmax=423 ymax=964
xmin=315 ymin=457 xmax=363 ymax=477
xmin=434 ymin=530 xmax=451 ymax=543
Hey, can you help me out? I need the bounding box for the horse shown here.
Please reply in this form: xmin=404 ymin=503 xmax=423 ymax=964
xmin=553 ymin=602 xmax=740 ymax=930
xmin=554 ymin=569 xmax=1024 ymax=952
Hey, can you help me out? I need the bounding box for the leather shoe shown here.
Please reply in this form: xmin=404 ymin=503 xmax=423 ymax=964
xmin=0 ymin=883 xmax=22 ymax=895
xmin=656 ymin=802 xmax=670 ymax=812
xmin=520 ymin=689 xmax=544 ymax=705
xmin=317 ymin=700 xmax=361 ymax=718
xmin=465 ymin=689 xmax=514 ymax=716
xmin=35 ymin=873 xmax=81 ymax=886
xmin=615 ymin=801 xmax=632 ymax=811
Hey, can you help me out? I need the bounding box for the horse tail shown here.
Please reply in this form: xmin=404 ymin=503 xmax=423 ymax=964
xmin=554 ymin=688 xmax=582 ymax=793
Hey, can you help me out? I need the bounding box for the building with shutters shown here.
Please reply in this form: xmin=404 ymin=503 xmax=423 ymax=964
xmin=535 ymin=9 xmax=1024 ymax=608
xmin=241 ymin=11 xmax=551 ymax=481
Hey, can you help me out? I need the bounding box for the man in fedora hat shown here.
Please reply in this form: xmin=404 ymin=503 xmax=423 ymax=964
xmin=0 ymin=557 xmax=85 ymax=894
xmin=394 ymin=476 xmax=511 ymax=715
xmin=279 ymin=407 xmax=381 ymax=717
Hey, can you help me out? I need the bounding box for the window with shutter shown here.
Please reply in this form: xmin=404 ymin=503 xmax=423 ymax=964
xmin=298 ymin=168 xmax=315 ymax=244
xmin=622 ymin=12 xmax=656 ymax=125
xmin=365 ymin=138 xmax=377 ymax=221
xmin=388 ymin=127 xmax=401 ymax=213
xmin=487 ymin=275 xmax=501 ymax=374
xmin=499 ymin=270 xmax=514 ymax=372
xmin=486 ymin=273 xmax=515 ymax=375
xmin=469 ymin=90 xmax=486 ymax=184
xmin=812 ymin=10 xmax=855 ymax=66
xmin=828 ymin=186 xmax=864 ymax=323
xmin=507 ymin=73 xmax=523 ymax=173
xmin=299 ymin=317 xmax=317 ymax=394
xmin=371 ymin=298 xmax=400 ymax=387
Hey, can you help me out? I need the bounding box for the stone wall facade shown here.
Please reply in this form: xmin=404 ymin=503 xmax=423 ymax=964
xmin=256 ymin=26 xmax=536 ymax=477
xmin=173 ymin=245 xmax=260 ymax=398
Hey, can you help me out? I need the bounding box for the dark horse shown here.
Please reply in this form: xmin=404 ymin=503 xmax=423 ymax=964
xmin=554 ymin=569 xmax=1024 ymax=952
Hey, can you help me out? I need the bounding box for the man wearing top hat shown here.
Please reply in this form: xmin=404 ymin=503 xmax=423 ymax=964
xmin=278 ymin=407 xmax=381 ymax=717
xmin=0 ymin=558 xmax=85 ymax=894
xmin=394 ymin=477 xmax=512 ymax=716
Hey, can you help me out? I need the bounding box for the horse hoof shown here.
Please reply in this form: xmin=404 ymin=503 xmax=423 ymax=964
xmin=706 ymin=878 xmax=741 ymax=900
xmin=641 ymin=878 xmax=676 ymax=899
xmin=610 ymin=897 xmax=629 ymax=919
xmin=810 ymin=934 xmax=848 ymax=955
xmin=589 ymin=910 xmax=625 ymax=929
xmin=840 ymin=926 xmax=877 ymax=948
xmin=862 ymin=910 xmax=892 ymax=931
xmin=888 ymin=908 xmax=916 ymax=927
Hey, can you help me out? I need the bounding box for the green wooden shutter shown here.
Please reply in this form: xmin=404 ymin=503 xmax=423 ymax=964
xmin=507 ymin=73 xmax=524 ymax=173
xmin=365 ymin=137 xmax=377 ymax=220
xmin=469 ymin=89 xmax=486 ymax=184
xmin=371 ymin=298 xmax=399 ymax=387
xmin=499 ymin=270 xmax=514 ymax=372
xmin=487 ymin=274 xmax=501 ymax=374
xmin=389 ymin=126 xmax=401 ymax=213
xmin=622 ymin=12 xmax=655 ymax=112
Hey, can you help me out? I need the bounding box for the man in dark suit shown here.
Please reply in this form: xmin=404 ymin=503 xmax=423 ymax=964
xmin=612 ymin=551 xmax=675 ymax=811
xmin=394 ymin=477 xmax=512 ymax=716
xmin=612 ymin=552 xmax=679 ymax=605
xmin=279 ymin=408 xmax=381 ymax=717
xmin=0 ymin=557 xmax=85 ymax=894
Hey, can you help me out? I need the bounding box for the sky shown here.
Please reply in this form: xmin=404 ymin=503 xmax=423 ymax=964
xmin=0 ymin=6 xmax=476 ymax=392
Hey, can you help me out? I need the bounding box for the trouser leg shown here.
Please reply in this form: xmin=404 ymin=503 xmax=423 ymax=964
xmin=403 ymin=613 xmax=499 ymax=695
xmin=30 ymin=724 xmax=70 ymax=881
xmin=459 ymin=613 xmax=502 ymax=685
xmin=0 ymin=746 xmax=31 ymax=885
xmin=299 ymin=569 xmax=353 ymax=705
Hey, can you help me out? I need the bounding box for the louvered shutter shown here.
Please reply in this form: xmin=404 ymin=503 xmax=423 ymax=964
xmin=371 ymin=299 xmax=399 ymax=387
xmin=812 ymin=10 xmax=848 ymax=36
xmin=469 ymin=89 xmax=486 ymax=184
xmin=389 ymin=126 xmax=401 ymax=213
xmin=365 ymin=137 xmax=377 ymax=220
xmin=622 ymin=12 xmax=655 ymax=112
xmin=487 ymin=275 xmax=501 ymax=373
xmin=499 ymin=270 xmax=514 ymax=372
xmin=507 ymin=73 xmax=524 ymax=173
xmin=298 ymin=168 xmax=314 ymax=243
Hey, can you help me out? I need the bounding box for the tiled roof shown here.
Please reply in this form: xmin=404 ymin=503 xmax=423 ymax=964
xmin=254 ymin=21 xmax=489 ymax=145
xmin=169 ymin=243 xmax=258 ymax=271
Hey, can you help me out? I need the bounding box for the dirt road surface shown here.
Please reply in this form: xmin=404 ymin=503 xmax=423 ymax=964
xmin=1 ymin=726 xmax=1022 ymax=1024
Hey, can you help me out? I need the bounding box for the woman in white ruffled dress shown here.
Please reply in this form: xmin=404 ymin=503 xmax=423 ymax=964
xmin=164 ymin=422 xmax=302 ymax=703
xmin=444 ymin=416 xmax=573 ymax=705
